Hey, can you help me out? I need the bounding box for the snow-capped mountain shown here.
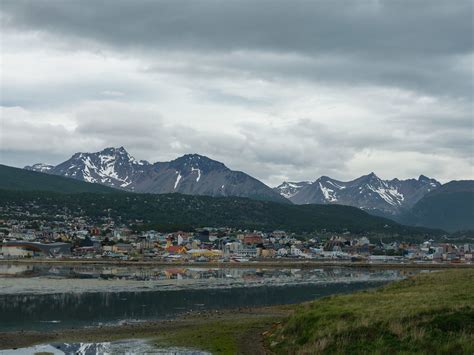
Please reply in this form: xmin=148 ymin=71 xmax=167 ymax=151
xmin=129 ymin=153 xmax=289 ymax=202
xmin=275 ymin=173 xmax=441 ymax=215
xmin=25 ymin=147 xmax=441 ymax=209
xmin=274 ymin=181 xmax=311 ymax=199
xmin=26 ymin=147 xmax=287 ymax=203
xmin=24 ymin=163 xmax=54 ymax=173
xmin=47 ymin=147 xmax=151 ymax=189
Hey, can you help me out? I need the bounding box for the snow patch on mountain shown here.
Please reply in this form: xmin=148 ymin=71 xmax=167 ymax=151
xmin=319 ymin=182 xmax=338 ymax=202
xmin=326 ymin=180 xmax=345 ymax=189
xmin=24 ymin=163 xmax=54 ymax=173
xmin=191 ymin=167 xmax=201 ymax=182
xmin=274 ymin=181 xmax=311 ymax=199
xmin=368 ymin=184 xmax=404 ymax=207
xmin=174 ymin=172 xmax=182 ymax=189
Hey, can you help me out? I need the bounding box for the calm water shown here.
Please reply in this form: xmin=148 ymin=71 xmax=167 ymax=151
xmin=0 ymin=263 xmax=416 ymax=332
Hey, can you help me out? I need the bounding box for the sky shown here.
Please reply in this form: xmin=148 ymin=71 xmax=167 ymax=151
xmin=0 ymin=0 xmax=473 ymax=186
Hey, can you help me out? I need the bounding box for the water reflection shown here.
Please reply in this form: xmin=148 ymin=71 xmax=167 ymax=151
xmin=0 ymin=264 xmax=419 ymax=332
xmin=0 ymin=264 xmax=410 ymax=282
xmin=0 ymin=281 xmax=387 ymax=332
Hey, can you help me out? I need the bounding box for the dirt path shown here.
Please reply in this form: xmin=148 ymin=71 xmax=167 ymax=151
xmin=237 ymin=322 xmax=272 ymax=355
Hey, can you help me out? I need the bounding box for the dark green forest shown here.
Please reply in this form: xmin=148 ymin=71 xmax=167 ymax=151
xmin=0 ymin=189 xmax=442 ymax=238
xmin=0 ymin=164 xmax=116 ymax=193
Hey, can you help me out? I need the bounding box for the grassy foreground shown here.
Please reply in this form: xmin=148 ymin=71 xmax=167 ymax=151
xmin=151 ymin=307 xmax=293 ymax=354
xmin=267 ymin=269 xmax=474 ymax=354
xmin=153 ymin=317 xmax=277 ymax=354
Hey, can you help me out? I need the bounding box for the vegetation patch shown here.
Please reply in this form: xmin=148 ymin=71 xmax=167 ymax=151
xmin=152 ymin=316 xmax=280 ymax=354
xmin=266 ymin=269 xmax=474 ymax=354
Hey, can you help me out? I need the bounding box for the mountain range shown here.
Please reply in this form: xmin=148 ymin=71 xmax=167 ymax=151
xmin=25 ymin=147 xmax=287 ymax=203
xmin=11 ymin=146 xmax=474 ymax=232
xmin=24 ymin=146 xmax=472 ymax=228
xmin=275 ymin=174 xmax=441 ymax=216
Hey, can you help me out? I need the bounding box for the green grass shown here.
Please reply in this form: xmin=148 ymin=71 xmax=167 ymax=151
xmin=152 ymin=317 xmax=279 ymax=354
xmin=268 ymin=269 xmax=474 ymax=354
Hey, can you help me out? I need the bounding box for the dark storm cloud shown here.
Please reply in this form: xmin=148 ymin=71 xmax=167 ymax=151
xmin=2 ymin=0 xmax=472 ymax=97
xmin=2 ymin=0 xmax=471 ymax=54
xmin=1 ymin=0 xmax=472 ymax=184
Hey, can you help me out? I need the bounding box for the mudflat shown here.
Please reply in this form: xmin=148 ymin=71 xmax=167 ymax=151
xmin=0 ymin=306 xmax=292 ymax=352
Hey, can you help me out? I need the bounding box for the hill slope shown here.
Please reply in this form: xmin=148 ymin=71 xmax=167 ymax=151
xmin=268 ymin=270 xmax=474 ymax=354
xmin=0 ymin=164 xmax=116 ymax=193
xmin=401 ymin=180 xmax=474 ymax=232
xmin=0 ymin=189 xmax=441 ymax=237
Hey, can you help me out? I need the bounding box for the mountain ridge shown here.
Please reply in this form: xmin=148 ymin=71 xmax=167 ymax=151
xmin=26 ymin=147 xmax=288 ymax=203
xmin=275 ymin=173 xmax=441 ymax=215
xmin=25 ymin=146 xmax=446 ymax=211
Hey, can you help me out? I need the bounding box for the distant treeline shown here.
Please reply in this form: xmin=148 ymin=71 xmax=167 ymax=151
xmin=0 ymin=189 xmax=443 ymax=239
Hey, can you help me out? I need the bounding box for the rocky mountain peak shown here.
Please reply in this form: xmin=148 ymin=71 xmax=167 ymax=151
xmin=169 ymin=154 xmax=227 ymax=173
xmin=418 ymin=174 xmax=439 ymax=186
xmin=364 ymin=172 xmax=381 ymax=182
xmin=275 ymin=181 xmax=311 ymax=199
xmin=24 ymin=147 xmax=287 ymax=203
xmin=276 ymin=173 xmax=442 ymax=216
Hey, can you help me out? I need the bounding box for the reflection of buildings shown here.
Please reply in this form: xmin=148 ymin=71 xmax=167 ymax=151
xmin=1 ymin=241 xmax=71 ymax=258
xmin=164 ymin=268 xmax=187 ymax=279
xmin=0 ymin=263 xmax=406 ymax=286
xmin=0 ymin=264 xmax=33 ymax=277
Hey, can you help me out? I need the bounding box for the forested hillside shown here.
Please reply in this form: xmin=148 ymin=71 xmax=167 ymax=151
xmin=0 ymin=189 xmax=441 ymax=237
xmin=0 ymin=165 xmax=116 ymax=194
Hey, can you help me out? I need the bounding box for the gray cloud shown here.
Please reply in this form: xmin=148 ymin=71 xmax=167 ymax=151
xmin=2 ymin=1 xmax=471 ymax=54
xmin=0 ymin=0 xmax=472 ymax=185
xmin=2 ymin=0 xmax=472 ymax=98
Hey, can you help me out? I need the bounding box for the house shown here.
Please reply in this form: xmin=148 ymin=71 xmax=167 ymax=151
xmin=166 ymin=245 xmax=187 ymax=254
xmin=235 ymin=246 xmax=257 ymax=258
xmin=290 ymin=245 xmax=304 ymax=257
xmin=112 ymin=243 xmax=133 ymax=254
xmin=243 ymin=234 xmax=263 ymax=245
xmin=187 ymin=249 xmax=222 ymax=259
xmin=259 ymin=248 xmax=276 ymax=258
xmin=277 ymin=248 xmax=288 ymax=257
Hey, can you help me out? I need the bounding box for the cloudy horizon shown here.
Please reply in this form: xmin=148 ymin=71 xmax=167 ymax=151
xmin=1 ymin=0 xmax=473 ymax=186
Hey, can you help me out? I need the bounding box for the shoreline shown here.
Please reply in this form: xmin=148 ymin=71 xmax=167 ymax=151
xmin=0 ymin=305 xmax=291 ymax=351
xmin=1 ymin=270 xmax=472 ymax=352
xmin=0 ymin=258 xmax=472 ymax=269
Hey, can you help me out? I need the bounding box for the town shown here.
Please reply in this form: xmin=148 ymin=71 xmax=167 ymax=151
xmin=0 ymin=210 xmax=472 ymax=264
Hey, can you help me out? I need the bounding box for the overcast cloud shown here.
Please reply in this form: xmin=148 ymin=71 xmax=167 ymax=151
xmin=0 ymin=0 xmax=472 ymax=186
